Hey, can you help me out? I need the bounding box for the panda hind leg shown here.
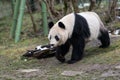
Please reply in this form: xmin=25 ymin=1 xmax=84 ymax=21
xmin=98 ymin=29 xmax=110 ymax=48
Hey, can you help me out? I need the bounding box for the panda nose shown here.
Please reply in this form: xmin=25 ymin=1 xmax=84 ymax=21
xmin=51 ymin=44 xmax=54 ymax=46
xmin=49 ymin=44 xmax=54 ymax=48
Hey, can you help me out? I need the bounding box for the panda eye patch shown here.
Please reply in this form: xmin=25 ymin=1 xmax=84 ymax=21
xmin=50 ymin=35 xmax=51 ymax=40
xmin=55 ymin=35 xmax=59 ymax=41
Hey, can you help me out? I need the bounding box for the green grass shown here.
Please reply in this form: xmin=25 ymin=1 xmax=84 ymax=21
xmin=82 ymin=41 xmax=120 ymax=64
xmin=113 ymin=22 xmax=120 ymax=29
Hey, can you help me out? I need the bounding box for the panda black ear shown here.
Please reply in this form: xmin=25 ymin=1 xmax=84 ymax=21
xmin=48 ymin=21 xmax=54 ymax=29
xmin=58 ymin=22 xmax=65 ymax=29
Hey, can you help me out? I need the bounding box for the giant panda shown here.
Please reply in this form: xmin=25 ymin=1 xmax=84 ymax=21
xmin=48 ymin=12 xmax=110 ymax=64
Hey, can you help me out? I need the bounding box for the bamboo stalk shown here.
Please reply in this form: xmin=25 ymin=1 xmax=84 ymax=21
xmin=41 ymin=0 xmax=48 ymax=36
xmin=15 ymin=0 xmax=26 ymax=43
xmin=43 ymin=0 xmax=54 ymax=21
xmin=11 ymin=0 xmax=15 ymax=13
xmin=10 ymin=0 xmax=20 ymax=38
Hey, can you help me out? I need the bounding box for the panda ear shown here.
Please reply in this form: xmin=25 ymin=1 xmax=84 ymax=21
xmin=48 ymin=21 xmax=54 ymax=29
xmin=58 ymin=22 xmax=65 ymax=29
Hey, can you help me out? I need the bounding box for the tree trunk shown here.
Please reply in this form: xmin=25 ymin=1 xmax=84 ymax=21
xmin=105 ymin=0 xmax=118 ymax=23
xmin=63 ymin=0 xmax=79 ymax=15
xmin=71 ymin=0 xmax=79 ymax=13
xmin=88 ymin=0 xmax=96 ymax=11
xmin=96 ymin=0 xmax=102 ymax=8
xmin=26 ymin=0 xmax=37 ymax=32
xmin=46 ymin=0 xmax=59 ymax=17
xmin=63 ymin=0 xmax=71 ymax=15
xmin=110 ymin=0 xmax=118 ymax=20
xmin=43 ymin=0 xmax=54 ymax=21
xmin=29 ymin=0 xmax=36 ymax=12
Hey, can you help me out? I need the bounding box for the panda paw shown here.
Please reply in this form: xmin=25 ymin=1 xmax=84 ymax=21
xmin=56 ymin=58 xmax=65 ymax=63
xmin=99 ymin=45 xmax=108 ymax=48
xmin=67 ymin=60 xmax=78 ymax=64
xmin=99 ymin=45 xmax=103 ymax=48
xmin=60 ymin=59 xmax=65 ymax=63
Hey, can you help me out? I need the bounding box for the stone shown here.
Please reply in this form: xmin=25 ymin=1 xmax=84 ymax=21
xmin=17 ymin=69 xmax=39 ymax=73
xmin=115 ymin=65 xmax=120 ymax=69
xmin=61 ymin=70 xmax=83 ymax=76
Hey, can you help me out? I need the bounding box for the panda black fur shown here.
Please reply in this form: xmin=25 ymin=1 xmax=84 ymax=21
xmin=48 ymin=12 xmax=110 ymax=64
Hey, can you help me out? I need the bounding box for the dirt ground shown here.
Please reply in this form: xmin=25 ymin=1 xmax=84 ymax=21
xmin=0 ymin=35 xmax=120 ymax=80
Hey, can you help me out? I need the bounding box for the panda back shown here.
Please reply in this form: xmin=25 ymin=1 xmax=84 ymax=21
xmin=78 ymin=12 xmax=102 ymax=40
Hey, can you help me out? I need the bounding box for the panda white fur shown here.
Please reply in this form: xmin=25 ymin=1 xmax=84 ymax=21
xmin=48 ymin=12 xmax=110 ymax=64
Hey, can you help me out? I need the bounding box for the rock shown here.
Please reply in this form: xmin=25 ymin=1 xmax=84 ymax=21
xmin=115 ymin=65 xmax=120 ymax=69
xmin=61 ymin=70 xmax=83 ymax=76
xmin=24 ymin=59 xmax=27 ymax=62
xmin=101 ymin=70 xmax=119 ymax=78
xmin=17 ymin=69 xmax=39 ymax=73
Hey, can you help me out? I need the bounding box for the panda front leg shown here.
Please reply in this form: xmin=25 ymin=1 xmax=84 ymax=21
xmin=67 ymin=37 xmax=85 ymax=64
xmin=55 ymin=40 xmax=70 ymax=63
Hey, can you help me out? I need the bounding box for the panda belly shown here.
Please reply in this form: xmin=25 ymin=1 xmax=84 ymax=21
xmin=79 ymin=12 xmax=101 ymax=40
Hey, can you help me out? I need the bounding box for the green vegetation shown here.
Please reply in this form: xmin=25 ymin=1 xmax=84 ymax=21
xmin=113 ymin=22 xmax=120 ymax=29
xmin=84 ymin=41 xmax=120 ymax=64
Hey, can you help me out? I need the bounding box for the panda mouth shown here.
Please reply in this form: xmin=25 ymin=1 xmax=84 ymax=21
xmin=49 ymin=44 xmax=56 ymax=48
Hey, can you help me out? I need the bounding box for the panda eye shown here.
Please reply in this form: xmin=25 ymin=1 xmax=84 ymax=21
xmin=55 ymin=35 xmax=59 ymax=41
xmin=50 ymin=36 xmax=51 ymax=40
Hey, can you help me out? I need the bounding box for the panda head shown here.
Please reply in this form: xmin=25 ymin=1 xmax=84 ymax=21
xmin=48 ymin=21 xmax=68 ymax=47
